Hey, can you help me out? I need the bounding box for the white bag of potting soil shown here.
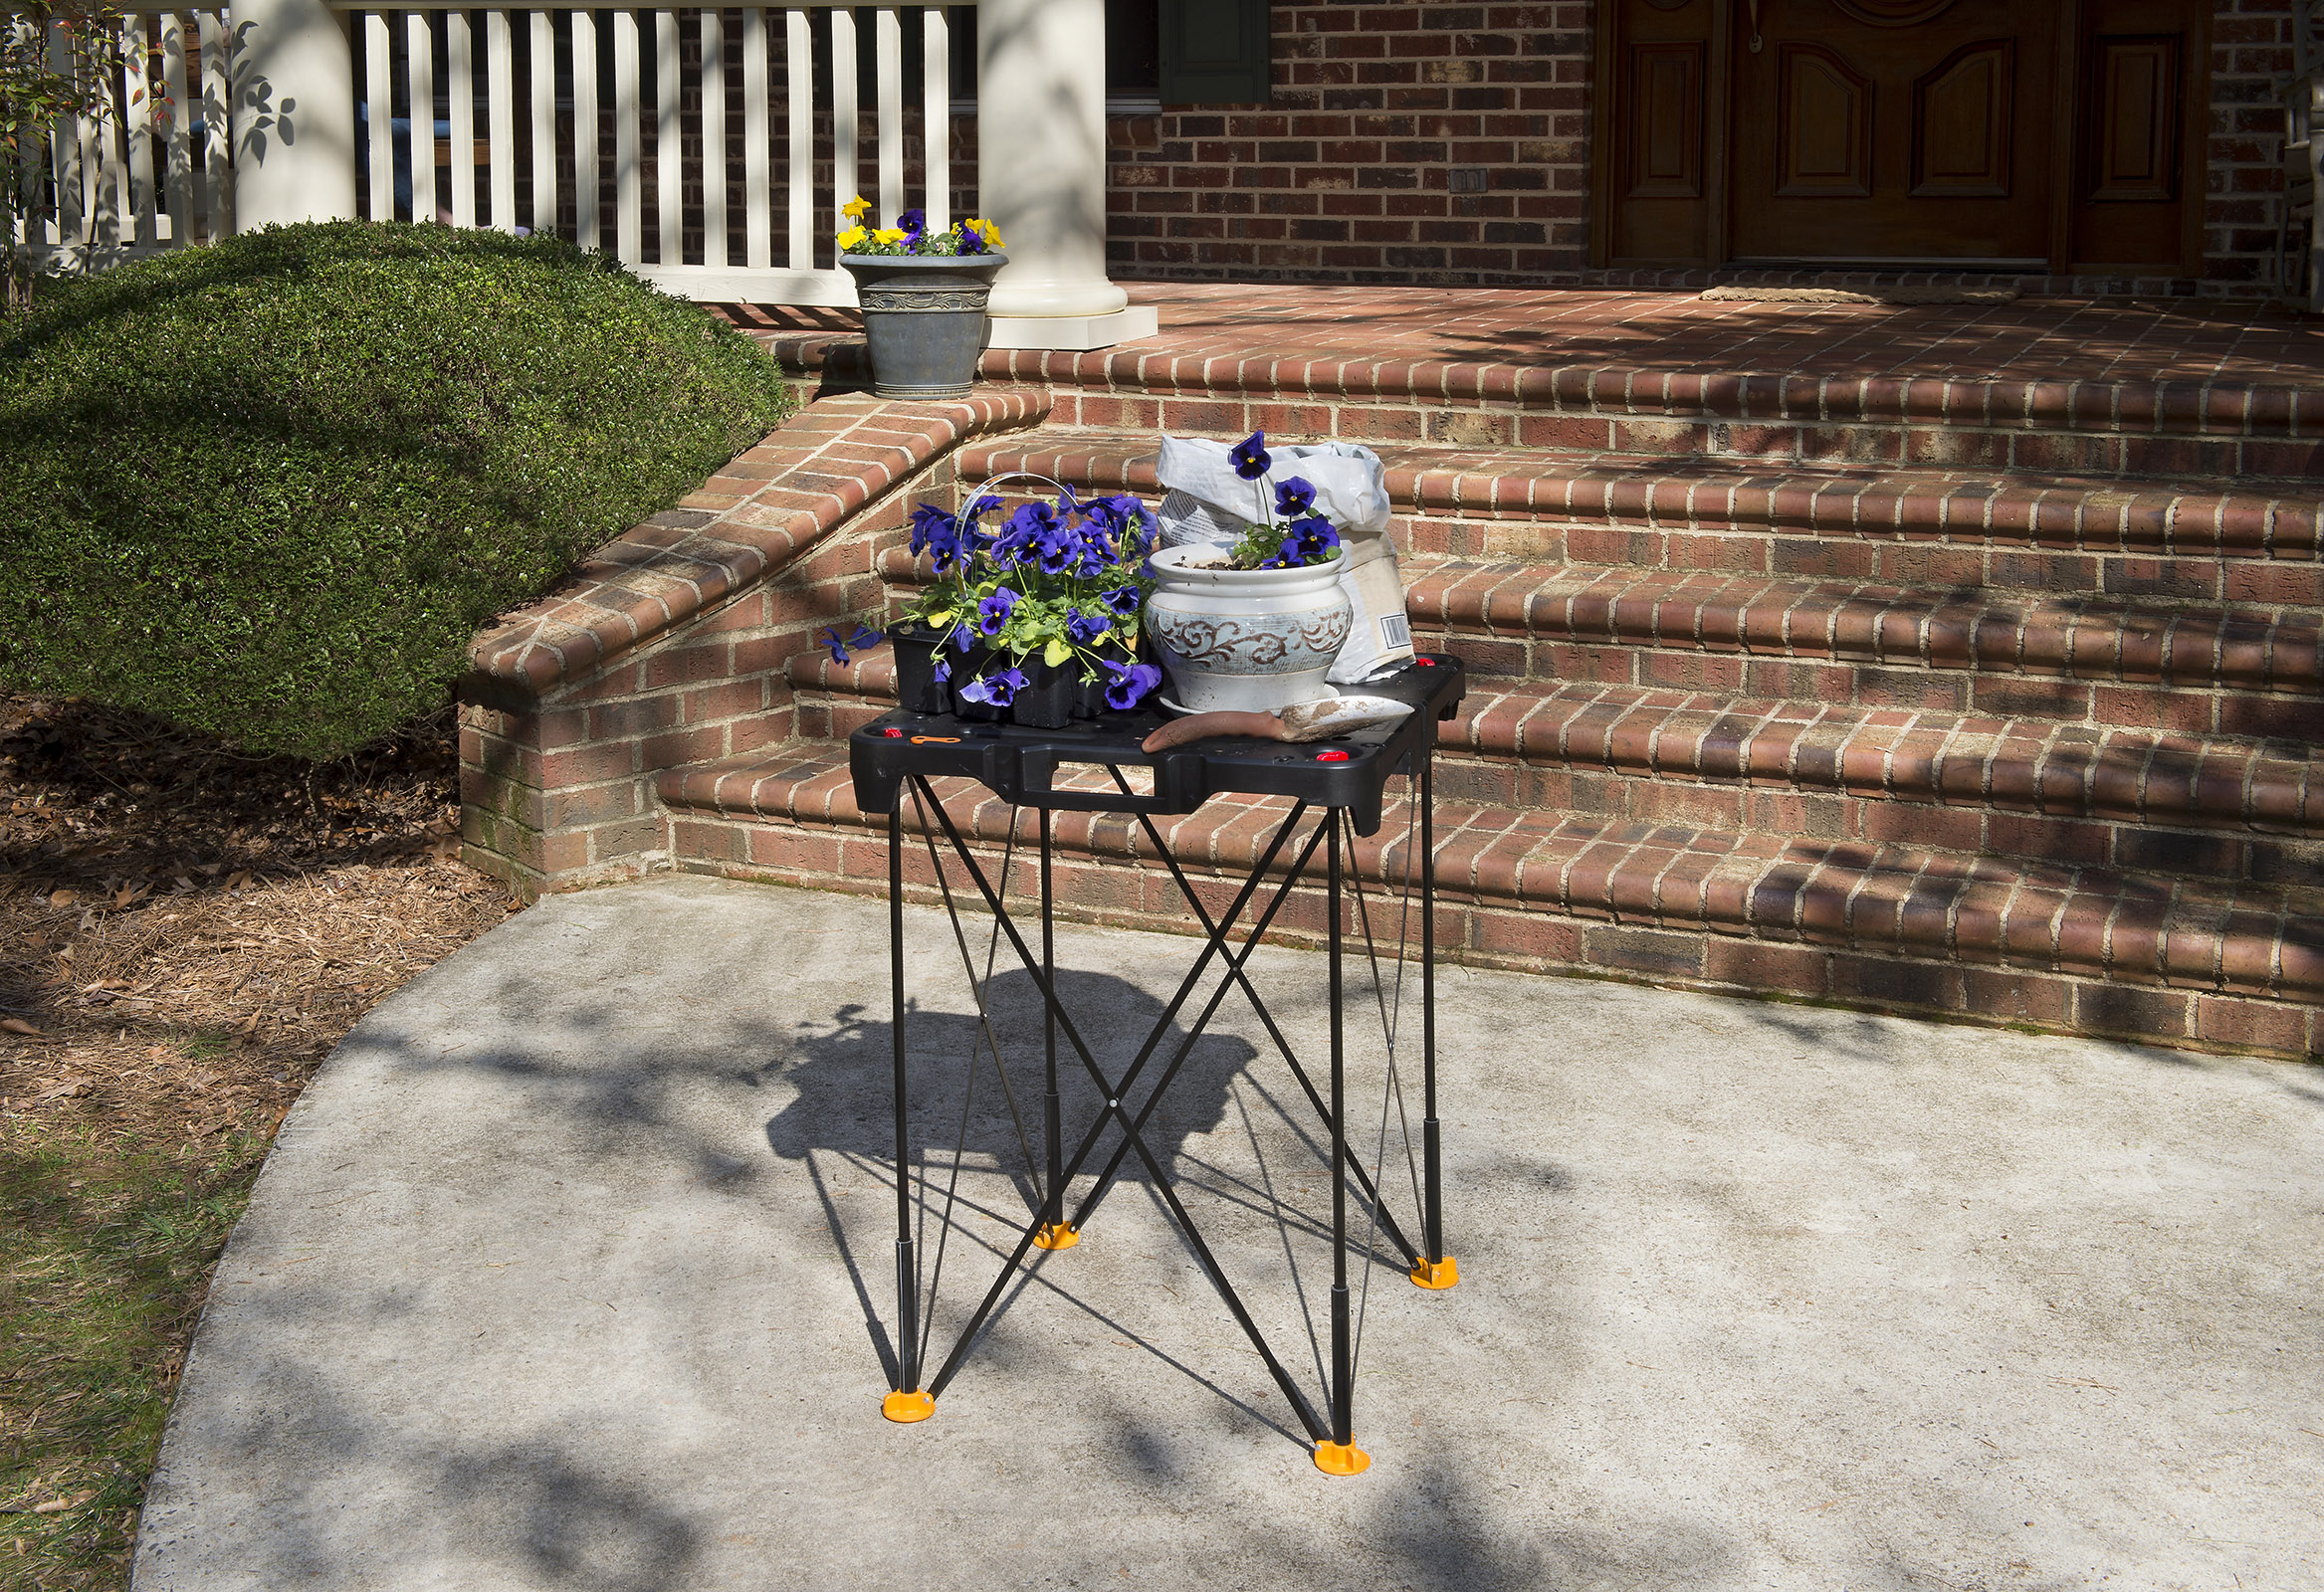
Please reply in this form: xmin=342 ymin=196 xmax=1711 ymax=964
xmin=1153 ymin=437 xmax=1414 ymax=684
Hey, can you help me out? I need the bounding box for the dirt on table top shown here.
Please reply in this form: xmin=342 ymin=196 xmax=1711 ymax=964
xmin=0 ymin=691 xmax=515 ymax=1149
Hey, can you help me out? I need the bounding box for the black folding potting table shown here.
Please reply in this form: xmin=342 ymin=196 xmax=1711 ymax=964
xmin=845 ymin=654 xmax=1466 ymax=1474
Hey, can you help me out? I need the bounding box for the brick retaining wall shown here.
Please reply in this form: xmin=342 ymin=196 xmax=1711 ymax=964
xmin=458 ymin=390 xmax=1046 ymax=897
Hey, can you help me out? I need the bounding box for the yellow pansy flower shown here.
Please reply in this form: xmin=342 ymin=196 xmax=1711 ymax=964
xmin=840 ymin=194 xmax=871 ymax=221
xmin=835 ymin=225 xmax=869 ymax=251
xmin=969 ymin=217 xmax=1003 ymax=249
xmin=872 ymin=227 xmax=908 ymax=245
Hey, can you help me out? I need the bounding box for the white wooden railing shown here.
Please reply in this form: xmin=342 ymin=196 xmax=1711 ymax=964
xmin=339 ymin=1 xmax=962 ymax=304
xmin=11 ymin=0 xmax=1136 ymax=339
xmin=13 ymin=9 xmax=237 ymax=269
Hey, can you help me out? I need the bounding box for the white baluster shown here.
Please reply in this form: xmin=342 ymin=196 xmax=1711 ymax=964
xmin=573 ymin=9 xmax=600 ymax=247
xmin=125 ymin=14 xmax=156 ymax=248
xmin=921 ymin=4 xmax=946 ymax=232
xmin=874 ymin=6 xmax=898 ymax=225
xmin=17 ymin=18 xmax=49 ymax=248
xmin=654 ymin=9 xmax=677 ymax=263
xmin=530 ymin=10 xmax=555 ymax=236
xmin=447 ymin=10 xmax=474 ymax=226
xmin=90 ymin=21 xmax=120 ymax=253
xmin=364 ymin=11 xmax=394 ymax=221
xmin=162 ymin=12 xmax=193 ymax=240
xmin=614 ymin=8 xmax=640 ymax=260
xmin=52 ymin=18 xmax=83 ymax=250
xmin=784 ymin=7 xmax=809 ymax=269
xmin=487 ymin=8 xmax=515 ymax=231
xmin=702 ymin=6 xmax=726 ymax=267
xmin=201 ymin=10 xmax=233 ymax=236
xmin=742 ymin=6 xmax=769 ymax=268
xmin=831 ymin=5 xmax=855 ymax=218
xmin=405 ymin=10 xmax=436 ymax=224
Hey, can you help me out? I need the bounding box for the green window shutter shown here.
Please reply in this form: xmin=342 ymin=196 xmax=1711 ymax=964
xmin=1158 ymin=0 xmax=1271 ymax=105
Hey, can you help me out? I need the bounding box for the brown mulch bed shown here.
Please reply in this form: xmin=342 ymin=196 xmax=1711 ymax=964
xmin=0 ymin=691 xmax=516 ymax=1587
xmin=0 ymin=693 xmax=513 ymax=1127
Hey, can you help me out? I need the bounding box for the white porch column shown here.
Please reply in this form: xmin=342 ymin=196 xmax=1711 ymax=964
xmin=976 ymin=0 xmax=1158 ymax=349
xmin=233 ymin=0 xmax=358 ymax=228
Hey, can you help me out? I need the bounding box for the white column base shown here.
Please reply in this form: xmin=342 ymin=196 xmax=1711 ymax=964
xmin=982 ymin=304 xmax=1160 ymax=352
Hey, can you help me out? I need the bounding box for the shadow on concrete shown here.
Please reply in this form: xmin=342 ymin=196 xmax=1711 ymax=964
xmin=759 ymin=963 xmax=1425 ymax=1444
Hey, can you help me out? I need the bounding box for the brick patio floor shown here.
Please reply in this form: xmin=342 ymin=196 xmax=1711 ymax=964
xmin=731 ymin=282 xmax=2324 ymax=390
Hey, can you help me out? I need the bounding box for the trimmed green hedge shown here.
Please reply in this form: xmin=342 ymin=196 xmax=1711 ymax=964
xmin=0 ymin=222 xmax=796 ymax=759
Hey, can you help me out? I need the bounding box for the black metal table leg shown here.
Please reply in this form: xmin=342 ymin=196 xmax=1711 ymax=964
xmin=885 ymin=795 xmax=934 ymax=1422
xmin=1412 ymin=729 xmax=1458 ymax=1293
xmin=1034 ymin=809 xmax=1077 ymax=1251
xmin=1314 ymin=812 xmax=1370 ymax=1475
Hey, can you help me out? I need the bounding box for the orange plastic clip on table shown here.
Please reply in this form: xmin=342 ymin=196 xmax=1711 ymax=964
xmin=847 ymin=655 xmax=1467 ymax=1476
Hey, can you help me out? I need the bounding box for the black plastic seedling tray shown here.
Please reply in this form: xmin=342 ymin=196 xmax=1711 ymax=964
xmin=848 ymin=654 xmax=1467 ymax=834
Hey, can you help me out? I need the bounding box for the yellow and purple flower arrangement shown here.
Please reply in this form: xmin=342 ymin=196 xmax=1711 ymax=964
xmin=834 ymin=193 xmax=1004 ymax=257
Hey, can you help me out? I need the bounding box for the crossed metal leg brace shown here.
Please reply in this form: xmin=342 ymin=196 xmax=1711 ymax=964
xmin=879 ymin=764 xmax=1456 ymax=1475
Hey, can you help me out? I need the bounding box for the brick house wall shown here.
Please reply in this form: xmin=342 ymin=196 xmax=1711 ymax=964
xmin=1099 ymin=0 xmax=2301 ymax=297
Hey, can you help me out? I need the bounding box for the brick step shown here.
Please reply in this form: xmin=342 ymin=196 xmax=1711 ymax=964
xmin=750 ymin=335 xmax=2324 ymax=480
xmin=654 ymin=742 xmax=2324 ymax=1059
xmin=957 ymin=433 xmax=2324 ymax=592
xmin=782 ymin=652 xmax=2324 ymax=887
xmin=868 ymin=548 xmax=2324 ymax=739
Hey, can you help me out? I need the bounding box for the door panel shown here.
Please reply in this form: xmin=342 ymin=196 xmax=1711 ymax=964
xmin=1777 ymin=45 xmax=1873 ymax=196
xmin=1590 ymin=0 xmax=2207 ymax=272
xmin=2086 ymin=36 xmax=2180 ymax=200
xmin=1912 ymin=40 xmax=2012 ymax=197
xmin=1599 ymin=0 xmax=1720 ymax=263
xmin=1629 ymin=42 xmax=1706 ymax=197
xmin=1732 ymin=0 xmax=2056 ymax=263
xmin=2070 ymin=0 xmax=2203 ymax=271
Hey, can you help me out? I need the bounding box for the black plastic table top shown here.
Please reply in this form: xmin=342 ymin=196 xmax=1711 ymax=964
xmin=848 ymin=654 xmax=1466 ymax=835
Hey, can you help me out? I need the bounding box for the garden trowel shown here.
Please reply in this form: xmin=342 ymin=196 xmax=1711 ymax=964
xmin=1139 ymin=695 xmax=1414 ymax=753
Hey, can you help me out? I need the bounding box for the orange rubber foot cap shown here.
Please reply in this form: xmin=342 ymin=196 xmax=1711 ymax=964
xmin=1409 ymin=1255 xmax=1459 ymax=1291
xmin=1313 ymin=1441 xmax=1371 ymax=1477
xmin=882 ymin=1389 xmax=935 ymax=1424
xmin=1032 ymin=1221 xmax=1081 ymax=1251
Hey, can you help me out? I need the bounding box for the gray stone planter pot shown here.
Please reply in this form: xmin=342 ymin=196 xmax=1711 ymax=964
xmin=840 ymin=250 xmax=1007 ymax=401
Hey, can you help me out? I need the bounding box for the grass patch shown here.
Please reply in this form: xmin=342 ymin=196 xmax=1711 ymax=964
xmin=0 ymin=1120 xmax=269 ymax=1589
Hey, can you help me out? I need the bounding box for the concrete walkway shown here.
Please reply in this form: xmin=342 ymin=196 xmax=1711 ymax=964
xmin=132 ymin=876 xmax=2323 ymax=1592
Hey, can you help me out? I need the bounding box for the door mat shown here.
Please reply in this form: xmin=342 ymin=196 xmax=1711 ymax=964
xmin=1699 ymin=284 xmax=2022 ymax=305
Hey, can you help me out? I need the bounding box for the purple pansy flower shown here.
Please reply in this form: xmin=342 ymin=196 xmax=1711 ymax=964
xmin=1100 ymin=584 xmax=1142 ymax=618
xmin=957 ymin=667 xmax=1028 ymax=706
xmin=1065 ymin=607 xmax=1110 ymax=645
xmin=932 ymin=656 xmax=951 ymax=683
xmin=1101 ymin=658 xmax=1162 ymax=710
xmin=992 ymin=500 xmax=1055 ymax=564
xmin=1031 ymin=515 xmax=1082 ymax=576
xmin=1229 ymin=430 xmax=1271 ymax=481
xmin=909 ymin=502 xmax=962 ymax=571
xmin=976 ymin=586 xmax=1020 ymax=636
xmin=818 ymin=624 xmax=882 ymax=666
xmin=1274 ymin=476 xmax=1317 ymax=516
xmin=1287 ymin=515 xmax=1341 ymax=559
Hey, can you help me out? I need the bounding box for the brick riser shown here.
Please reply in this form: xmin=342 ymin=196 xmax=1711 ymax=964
xmin=871 ymin=544 xmax=2324 ymax=742
xmin=957 ymin=436 xmax=2324 ymax=603
xmin=1006 ymin=386 xmax=2324 ymax=482
xmin=656 ymin=756 xmax=2323 ymax=1063
xmin=789 ymin=662 xmax=2324 ymax=893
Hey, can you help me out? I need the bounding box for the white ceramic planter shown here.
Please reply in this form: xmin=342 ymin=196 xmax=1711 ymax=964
xmin=1143 ymin=545 xmax=1353 ymax=712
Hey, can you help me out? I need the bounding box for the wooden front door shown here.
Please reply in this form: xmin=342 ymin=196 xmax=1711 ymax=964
xmin=1592 ymin=0 xmax=2210 ymax=274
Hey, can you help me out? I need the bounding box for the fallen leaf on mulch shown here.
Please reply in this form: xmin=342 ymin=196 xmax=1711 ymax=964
xmin=0 ymin=1016 xmax=38 ymax=1035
